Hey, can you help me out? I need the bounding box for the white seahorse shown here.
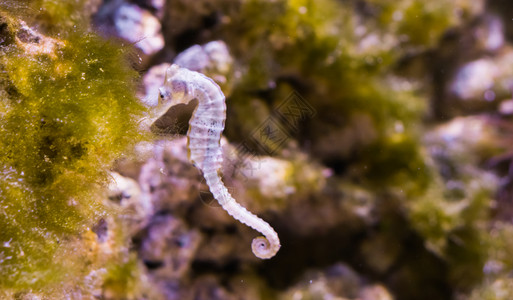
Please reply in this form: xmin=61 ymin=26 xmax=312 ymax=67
xmin=157 ymin=64 xmax=281 ymax=259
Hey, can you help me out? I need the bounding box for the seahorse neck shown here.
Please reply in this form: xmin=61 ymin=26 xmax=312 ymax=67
xmin=190 ymin=73 xmax=224 ymax=105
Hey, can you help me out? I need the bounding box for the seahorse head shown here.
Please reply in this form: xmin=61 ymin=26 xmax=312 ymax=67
xmin=158 ymin=64 xmax=192 ymax=105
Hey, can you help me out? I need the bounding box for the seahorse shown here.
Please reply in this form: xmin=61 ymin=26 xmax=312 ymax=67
xmin=157 ymin=64 xmax=281 ymax=259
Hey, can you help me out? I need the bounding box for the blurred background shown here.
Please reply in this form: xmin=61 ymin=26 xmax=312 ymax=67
xmin=2 ymin=0 xmax=513 ymax=299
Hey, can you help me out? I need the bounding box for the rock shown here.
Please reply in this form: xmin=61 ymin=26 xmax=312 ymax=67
xmin=174 ymin=40 xmax=234 ymax=94
xmin=280 ymin=263 xmax=394 ymax=300
xmin=139 ymin=214 xmax=201 ymax=280
xmin=95 ymin=0 xmax=164 ymax=56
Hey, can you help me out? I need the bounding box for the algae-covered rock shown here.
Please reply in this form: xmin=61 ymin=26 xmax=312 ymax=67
xmin=0 ymin=1 xmax=147 ymax=295
xmin=210 ymin=0 xmax=482 ymax=189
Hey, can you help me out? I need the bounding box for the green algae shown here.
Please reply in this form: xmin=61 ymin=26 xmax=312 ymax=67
xmin=101 ymin=254 xmax=145 ymax=299
xmin=0 ymin=1 xmax=146 ymax=292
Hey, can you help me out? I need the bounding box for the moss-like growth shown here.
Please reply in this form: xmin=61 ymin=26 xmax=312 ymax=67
xmin=101 ymin=254 xmax=144 ymax=299
xmin=0 ymin=2 xmax=146 ymax=292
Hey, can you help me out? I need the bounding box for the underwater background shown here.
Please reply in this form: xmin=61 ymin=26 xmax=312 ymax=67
xmin=1 ymin=0 xmax=513 ymax=299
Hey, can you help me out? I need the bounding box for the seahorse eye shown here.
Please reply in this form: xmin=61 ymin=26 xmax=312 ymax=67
xmin=158 ymin=87 xmax=170 ymax=101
